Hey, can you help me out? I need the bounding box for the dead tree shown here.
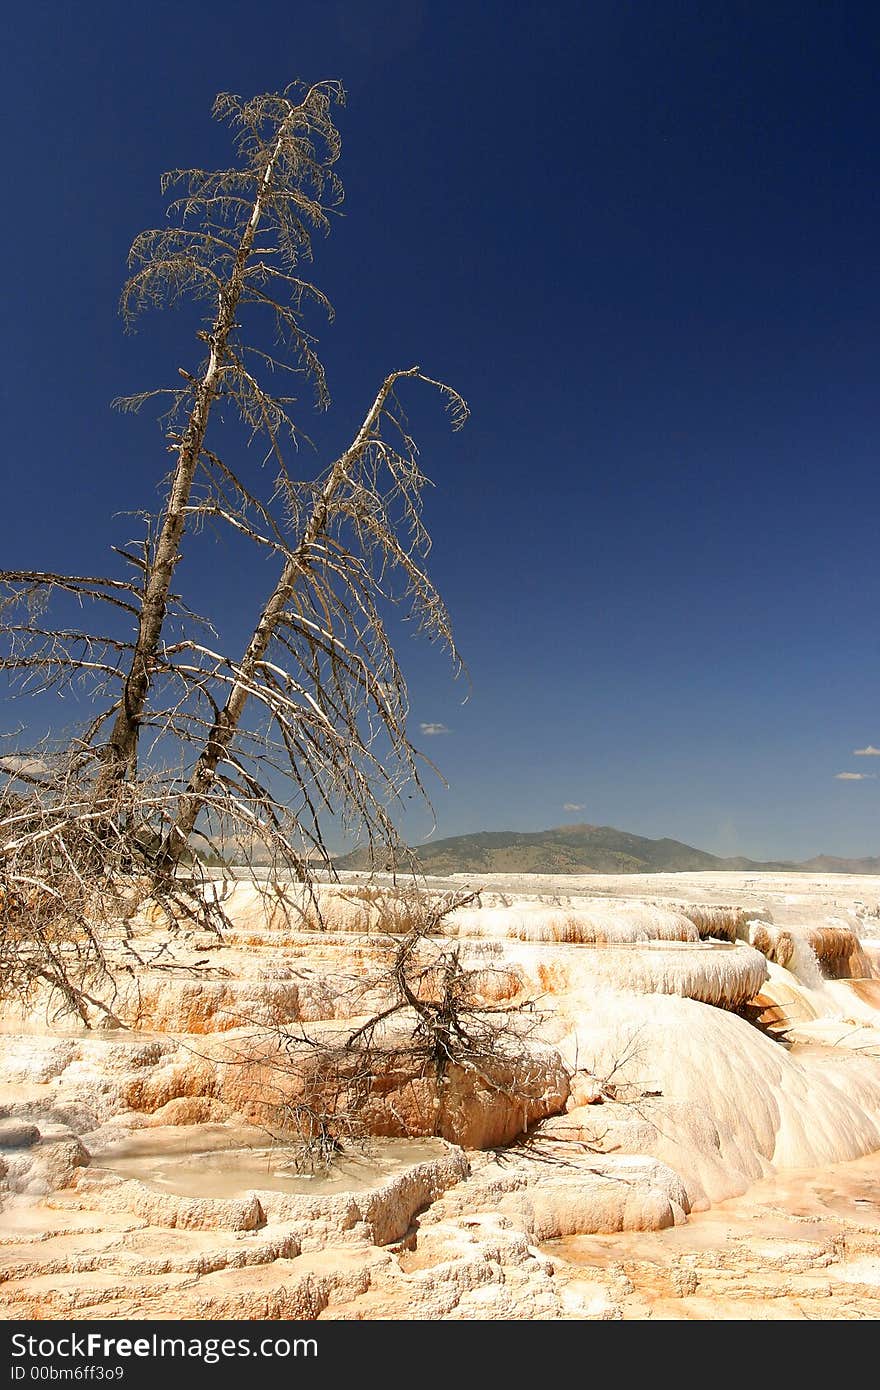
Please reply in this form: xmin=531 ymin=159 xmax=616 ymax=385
xmin=0 ymin=78 xmax=469 ymax=1011
xmin=236 ymin=892 xmax=550 ymax=1167
xmin=156 ymin=363 xmax=467 ymax=871
xmin=2 ymin=81 xmax=344 ymax=802
xmin=100 ymin=81 xmax=344 ymax=794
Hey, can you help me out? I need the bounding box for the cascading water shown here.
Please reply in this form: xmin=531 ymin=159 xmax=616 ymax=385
xmin=788 ymin=935 xmax=826 ymax=991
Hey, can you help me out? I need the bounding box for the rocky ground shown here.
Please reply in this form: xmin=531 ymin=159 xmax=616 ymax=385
xmin=1 ymin=871 xmax=879 ymax=1319
xmin=546 ymin=1148 xmax=880 ymax=1319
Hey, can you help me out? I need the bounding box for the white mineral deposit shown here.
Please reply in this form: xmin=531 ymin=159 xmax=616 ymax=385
xmin=1 ymin=870 xmax=879 ymax=1319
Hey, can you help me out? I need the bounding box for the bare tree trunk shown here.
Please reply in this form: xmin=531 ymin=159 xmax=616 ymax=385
xmin=159 ymin=367 xmax=421 ymax=861
xmin=98 ymin=115 xmax=298 ymax=798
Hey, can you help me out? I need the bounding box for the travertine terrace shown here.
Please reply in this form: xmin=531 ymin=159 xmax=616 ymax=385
xmin=1 ymin=870 xmax=879 ymax=1320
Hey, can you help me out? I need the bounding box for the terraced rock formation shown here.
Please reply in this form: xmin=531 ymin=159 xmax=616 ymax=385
xmin=1 ymin=871 xmax=879 ymax=1319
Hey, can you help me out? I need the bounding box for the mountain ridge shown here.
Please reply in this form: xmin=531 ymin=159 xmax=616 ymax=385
xmin=337 ymin=822 xmax=880 ymax=875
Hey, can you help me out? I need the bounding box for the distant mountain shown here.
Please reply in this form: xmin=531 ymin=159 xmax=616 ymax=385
xmin=336 ymin=822 xmax=880 ymax=875
xmin=798 ymin=854 xmax=880 ymax=875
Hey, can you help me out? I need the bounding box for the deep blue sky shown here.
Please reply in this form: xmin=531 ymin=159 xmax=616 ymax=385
xmin=2 ymin=1 xmax=879 ymax=859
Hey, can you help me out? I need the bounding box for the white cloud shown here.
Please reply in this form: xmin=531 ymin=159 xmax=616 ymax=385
xmin=854 ymin=745 xmax=880 ymax=756
xmin=563 ymin=802 xmax=585 ymax=812
xmin=835 ymin=771 xmax=876 ymax=780
xmin=420 ymin=722 xmax=449 ymax=736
